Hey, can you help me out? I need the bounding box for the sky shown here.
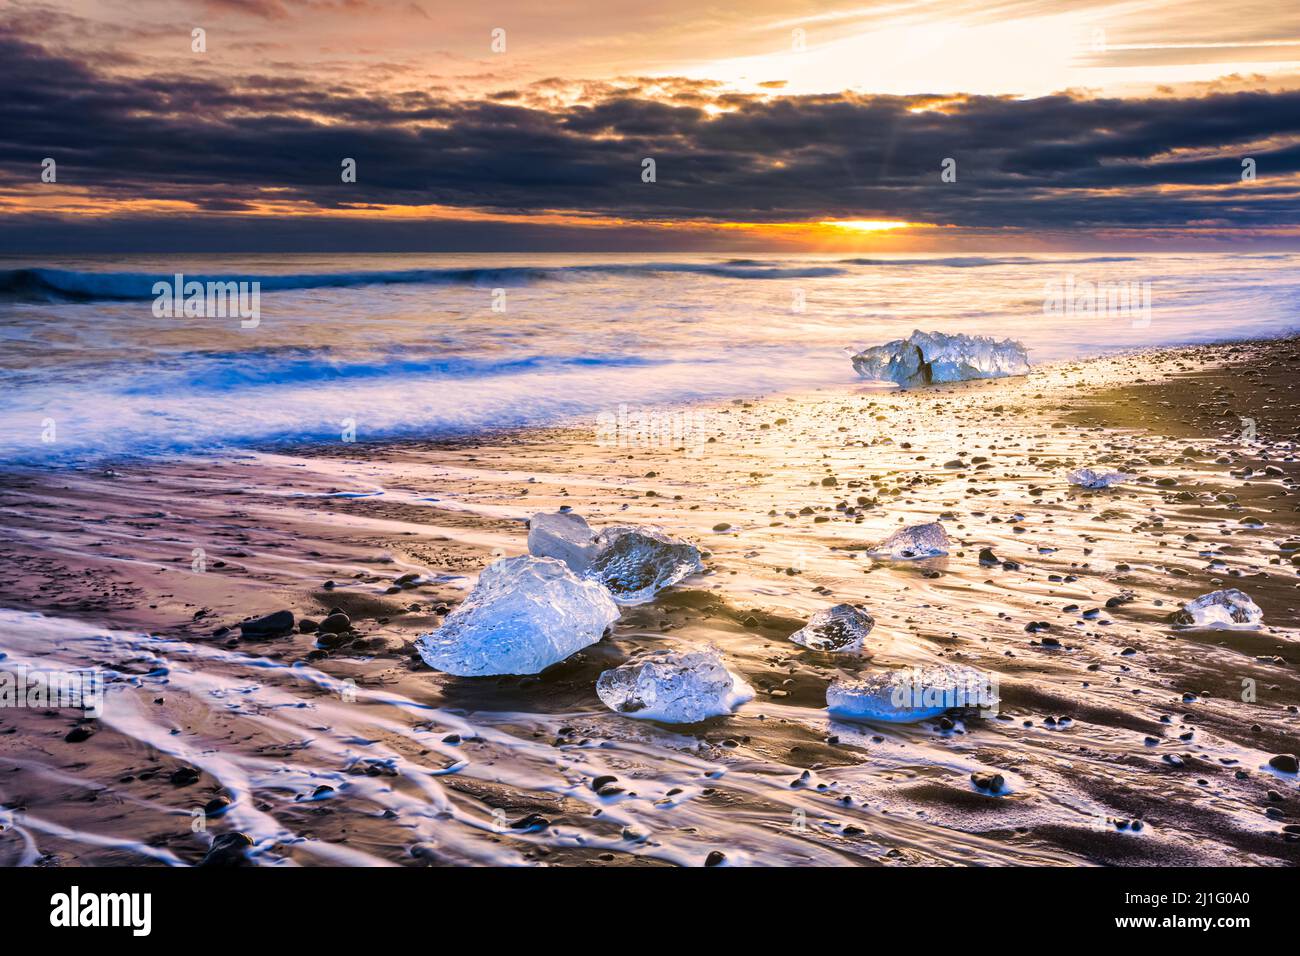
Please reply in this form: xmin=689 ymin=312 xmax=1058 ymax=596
xmin=2 ymin=0 xmax=1299 ymax=252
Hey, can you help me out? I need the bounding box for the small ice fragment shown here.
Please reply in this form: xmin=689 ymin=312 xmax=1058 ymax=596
xmin=596 ymin=647 xmax=754 ymax=723
xmin=586 ymin=525 xmax=703 ymax=604
xmin=1067 ymin=468 xmax=1134 ymax=489
xmin=789 ymin=604 xmax=876 ymax=653
xmin=415 ymin=556 xmax=619 ymax=676
xmin=869 ymin=521 xmax=950 ymax=559
xmin=850 ymin=330 xmax=1030 ymax=387
xmin=1175 ymin=588 xmax=1263 ymax=628
xmin=527 ymin=510 xmax=598 ymax=573
xmin=827 ymin=664 xmax=998 ymax=724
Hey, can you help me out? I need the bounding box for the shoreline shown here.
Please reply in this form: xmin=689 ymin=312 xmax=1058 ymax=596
xmin=1 ymin=336 xmax=1297 ymax=866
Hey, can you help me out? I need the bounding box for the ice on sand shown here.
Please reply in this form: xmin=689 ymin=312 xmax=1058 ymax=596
xmin=789 ymin=604 xmax=876 ymax=653
xmin=530 ymin=513 xmax=702 ymax=603
xmin=851 ymin=330 xmax=1030 ymax=387
xmin=869 ymin=521 xmax=950 ymax=559
xmin=415 ymin=556 xmax=619 ymax=676
xmin=596 ymin=647 xmax=754 ymax=723
xmin=587 ymin=525 xmax=702 ymax=605
xmin=1067 ymin=467 xmax=1134 ymax=489
xmin=1175 ymin=588 xmax=1263 ymax=628
xmin=827 ymin=664 xmax=998 ymax=724
xmin=527 ymin=510 xmax=598 ymax=573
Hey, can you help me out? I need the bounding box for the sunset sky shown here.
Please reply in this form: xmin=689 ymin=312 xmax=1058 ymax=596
xmin=3 ymin=0 xmax=1299 ymax=251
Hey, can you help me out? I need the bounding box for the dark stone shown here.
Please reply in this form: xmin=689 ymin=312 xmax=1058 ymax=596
xmin=510 ymin=813 xmax=550 ymax=830
xmin=318 ymin=612 xmax=351 ymax=635
xmin=971 ymin=771 xmax=1005 ymax=792
xmin=170 ymin=767 xmax=201 ymax=786
xmin=199 ymin=832 xmax=254 ymax=867
xmin=240 ymin=610 xmax=294 ymax=638
xmin=1268 ymin=754 xmax=1298 ymax=774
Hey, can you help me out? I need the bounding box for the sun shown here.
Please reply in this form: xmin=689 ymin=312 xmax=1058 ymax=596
xmin=819 ymin=219 xmax=913 ymax=232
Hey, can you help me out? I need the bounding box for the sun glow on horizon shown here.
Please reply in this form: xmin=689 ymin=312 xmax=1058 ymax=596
xmin=819 ymin=219 xmax=914 ymax=233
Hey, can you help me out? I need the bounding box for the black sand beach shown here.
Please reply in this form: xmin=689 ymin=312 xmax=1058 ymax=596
xmin=1 ymin=337 xmax=1297 ymax=867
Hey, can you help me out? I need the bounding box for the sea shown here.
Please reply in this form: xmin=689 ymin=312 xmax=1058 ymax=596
xmin=2 ymin=251 xmax=1297 ymax=463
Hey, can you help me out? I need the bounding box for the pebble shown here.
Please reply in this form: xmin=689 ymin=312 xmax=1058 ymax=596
xmin=971 ymin=771 xmax=1005 ymax=792
xmin=510 ymin=813 xmax=550 ymax=830
xmin=240 ymin=609 xmax=294 ymax=638
xmin=199 ymin=831 xmax=253 ymax=867
xmin=1268 ymin=754 xmax=1298 ymax=774
xmin=318 ymin=612 xmax=351 ymax=635
xmin=170 ymin=767 xmax=201 ymax=786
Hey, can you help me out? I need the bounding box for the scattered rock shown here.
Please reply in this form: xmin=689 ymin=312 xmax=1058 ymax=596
xmin=1269 ymin=754 xmax=1298 ymax=774
xmin=240 ymin=609 xmax=294 ymax=639
xmin=199 ymin=832 xmax=254 ymax=867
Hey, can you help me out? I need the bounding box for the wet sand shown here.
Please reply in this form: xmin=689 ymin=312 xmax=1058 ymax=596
xmin=0 ymin=337 xmax=1297 ymax=867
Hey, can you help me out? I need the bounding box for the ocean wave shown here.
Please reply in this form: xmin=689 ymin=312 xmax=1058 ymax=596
xmin=836 ymin=255 xmax=1143 ymax=268
xmin=0 ymin=261 xmax=848 ymax=302
xmin=117 ymin=350 xmax=671 ymax=394
xmin=0 ymin=349 xmax=835 ymax=465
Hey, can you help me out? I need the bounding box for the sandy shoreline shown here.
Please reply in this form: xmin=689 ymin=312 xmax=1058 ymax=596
xmin=1 ymin=338 xmax=1297 ymax=866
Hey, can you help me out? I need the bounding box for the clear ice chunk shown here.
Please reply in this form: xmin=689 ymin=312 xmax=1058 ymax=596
xmin=789 ymin=603 xmax=876 ymax=653
xmin=415 ymin=555 xmax=619 ymax=676
xmin=851 ymin=330 xmax=1030 ymax=388
xmin=827 ymin=664 xmax=998 ymax=724
xmin=527 ymin=510 xmax=598 ymax=573
xmin=1067 ymin=468 xmax=1134 ymax=489
xmin=586 ymin=525 xmax=703 ymax=605
xmin=596 ymin=647 xmax=754 ymax=723
xmin=869 ymin=521 xmax=950 ymax=559
xmin=1176 ymin=588 xmax=1263 ymax=628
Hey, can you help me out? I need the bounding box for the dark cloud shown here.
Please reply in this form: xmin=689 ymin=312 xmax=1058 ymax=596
xmin=0 ymin=23 xmax=1297 ymax=249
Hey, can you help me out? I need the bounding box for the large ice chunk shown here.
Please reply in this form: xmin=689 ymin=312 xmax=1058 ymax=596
xmin=789 ymin=604 xmax=876 ymax=653
xmin=1175 ymin=588 xmax=1263 ymax=628
xmin=586 ymin=525 xmax=703 ymax=605
xmin=827 ymin=664 xmax=998 ymax=724
xmin=596 ymin=647 xmax=754 ymax=723
xmin=869 ymin=521 xmax=950 ymax=559
xmin=415 ymin=555 xmax=619 ymax=676
xmin=1067 ymin=468 xmax=1134 ymax=489
xmin=527 ymin=510 xmax=598 ymax=573
xmin=851 ymin=330 xmax=1030 ymax=387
